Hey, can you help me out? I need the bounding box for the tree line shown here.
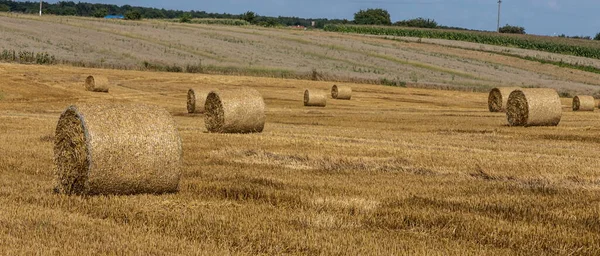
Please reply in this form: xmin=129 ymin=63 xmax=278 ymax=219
xmin=352 ymin=8 xmax=600 ymax=39
xmin=1 ymin=1 xmax=597 ymax=39
xmin=0 ymin=1 xmax=346 ymax=28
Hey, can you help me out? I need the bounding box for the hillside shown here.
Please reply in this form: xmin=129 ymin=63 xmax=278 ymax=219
xmin=2 ymin=13 xmax=600 ymax=95
xmin=1 ymin=62 xmax=600 ymax=254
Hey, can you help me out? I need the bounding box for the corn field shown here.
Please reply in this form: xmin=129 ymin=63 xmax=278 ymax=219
xmin=324 ymin=25 xmax=600 ymax=60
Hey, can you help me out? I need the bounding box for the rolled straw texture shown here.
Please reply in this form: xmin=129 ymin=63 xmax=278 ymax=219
xmin=54 ymin=103 xmax=182 ymax=195
xmin=506 ymin=88 xmax=562 ymax=126
xmin=304 ymin=89 xmax=327 ymax=107
xmin=204 ymin=87 xmax=266 ymax=133
xmin=84 ymin=75 xmax=109 ymax=93
xmin=187 ymin=88 xmax=212 ymax=113
xmin=572 ymin=95 xmax=595 ymax=111
xmin=488 ymin=87 xmax=520 ymax=112
xmin=331 ymin=85 xmax=352 ymax=100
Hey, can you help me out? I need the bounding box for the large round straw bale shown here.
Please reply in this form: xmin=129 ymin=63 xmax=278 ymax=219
xmin=84 ymin=75 xmax=109 ymax=93
xmin=488 ymin=87 xmax=520 ymax=112
xmin=204 ymin=87 xmax=266 ymax=133
xmin=572 ymin=95 xmax=595 ymax=111
xmin=304 ymin=89 xmax=327 ymax=107
xmin=187 ymin=88 xmax=212 ymax=113
xmin=506 ymin=88 xmax=562 ymax=127
xmin=54 ymin=103 xmax=182 ymax=195
xmin=331 ymin=84 xmax=352 ymax=100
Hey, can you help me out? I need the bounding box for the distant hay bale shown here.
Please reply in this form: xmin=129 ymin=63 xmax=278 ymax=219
xmin=488 ymin=87 xmax=520 ymax=112
xmin=506 ymin=88 xmax=562 ymax=126
xmin=572 ymin=95 xmax=595 ymax=111
xmin=331 ymin=85 xmax=352 ymax=100
xmin=304 ymin=89 xmax=327 ymax=107
xmin=204 ymin=87 xmax=266 ymax=133
xmin=54 ymin=103 xmax=182 ymax=195
xmin=187 ymin=88 xmax=212 ymax=113
xmin=84 ymin=75 xmax=109 ymax=93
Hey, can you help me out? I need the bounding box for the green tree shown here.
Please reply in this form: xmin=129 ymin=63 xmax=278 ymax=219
xmin=594 ymin=33 xmax=600 ymax=41
xmin=92 ymin=8 xmax=108 ymax=18
xmin=179 ymin=13 xmax=192 ymax=23
xmin=242 ymin=11 xmax=256 ymax=24
xmin=124 ymin=10 xmax=142 ymax=20
xmin=0 ymin=4 xmax=10 ymax=12
xmin=354 ymin=9 xmax=391 ymax=25
xmin=499 ymin=24 xmax=526 ymax=34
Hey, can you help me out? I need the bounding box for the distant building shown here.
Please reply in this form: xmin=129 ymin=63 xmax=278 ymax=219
xmin=104 ymin=15 xmax=124 ymax=19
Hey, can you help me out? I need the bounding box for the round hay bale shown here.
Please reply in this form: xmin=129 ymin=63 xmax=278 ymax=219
xmin=187 ymin=88 xmax=212 ymax=113
xmin=54 ymin=103 xmax=182 ymax=195
xmin=331 ymin=84 xmax=352 ymax=100
xmin=204 ymin=87 xmax=266 ymax=133
xmin=506 ymin=88 xmax=562 ymax=127
xmin=84 ymin=75 xmax=109 ymax=93
xmin=572 ymin=95 xmax=595 ymax=111
xmin=488 ymin=87 xmax=520 ymax=112
xmin=304 ymin=89 xmax=327 ymax=107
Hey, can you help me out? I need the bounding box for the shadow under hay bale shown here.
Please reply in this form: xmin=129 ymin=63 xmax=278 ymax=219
xmin=204 ymin=87 xmax=266 ymax=133
xmin=506 ymin=88 xmax=562 ymax=127
xmin=572 ymin=95 xmax=595 ymax=111
xmin=84 ymin=75 xmax=109 ymax=93
xmin=54 ymin=103 xmax=182 ymax=195
xmin=187 ymin=88 xmax=212 ymax=114
xmin=488 ymin=87 xmax=520 ymax=112
xmin=331 ymin=85 xmax=352 ymax=100
xmin=304 ymin=89 xmax=327 ymax=107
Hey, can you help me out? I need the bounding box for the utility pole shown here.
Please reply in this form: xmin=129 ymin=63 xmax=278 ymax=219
xmin=39 ymin=0 xmax=42 ymax=16
xmin=497 ymin=0 xmax=502 ymax=32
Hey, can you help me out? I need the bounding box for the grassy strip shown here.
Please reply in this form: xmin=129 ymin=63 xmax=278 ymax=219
xmin=520 ymin=56 xmax=600 ymax=75
xmin=386 ymin=37 xmax=600 ymax=77
xmin=0 ymin=49 xmax=57 ymax=64
xmin=324 ymin=24 xmax=600 ymax=60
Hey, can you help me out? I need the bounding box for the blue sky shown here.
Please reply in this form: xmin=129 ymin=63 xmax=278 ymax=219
xmin=50 ymin=0 xmax=600 ymax=36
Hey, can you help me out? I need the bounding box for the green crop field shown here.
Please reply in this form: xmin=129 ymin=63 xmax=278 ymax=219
xmin=324 ymin=24 xmax=600 ymax=60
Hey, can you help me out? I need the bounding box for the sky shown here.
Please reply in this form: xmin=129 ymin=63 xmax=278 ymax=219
xmin=48 ymin=0 xmax=600 ymax=36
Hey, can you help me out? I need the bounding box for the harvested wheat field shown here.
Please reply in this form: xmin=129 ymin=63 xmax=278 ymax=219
xmin=1 ymin=62 xmax=600 ymax=255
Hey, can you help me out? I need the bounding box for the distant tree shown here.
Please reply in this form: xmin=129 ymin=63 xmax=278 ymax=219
xmin=261 ymin=17 xmax=280 ymax=27
xmin=394 ymin=17 xmax=438 ymax=28
xmin=92 ymin=8 xmax=108 ymax=18
xmin=354 ymin=9 xmax=391 ymax=25
xmin=124 ymin=10 xmax=142 ymax=20
xmin=179 ymin=13 xmax=192 ymax=23
xmin=499 ymin=24 xmax=525 ymax=34
xmin=0 ymin=4 xmax=10 ymax=12
xmin=241 ymin=11 xmax=256 ymax=24
xmin=594 ymin=33 xmax=600 ymax=41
